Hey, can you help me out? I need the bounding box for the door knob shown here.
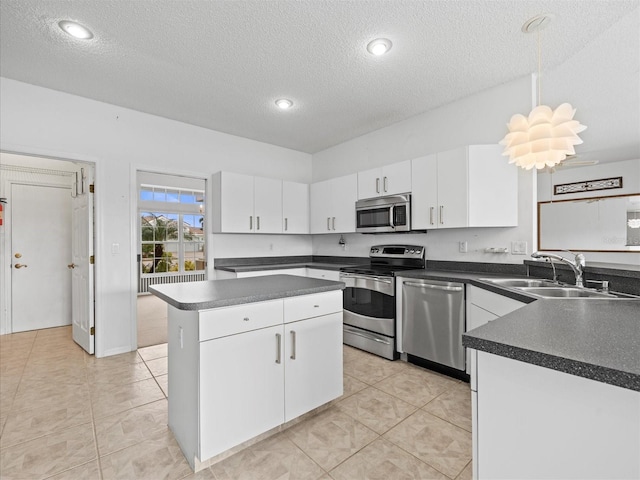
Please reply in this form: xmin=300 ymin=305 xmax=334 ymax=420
xmin=14 ymin=263 xmax=27 ymax=269
xmin=14 ymin=253 xmax=22 ymax=258
xmin=68 ymin=263 xmax=76 ymax=269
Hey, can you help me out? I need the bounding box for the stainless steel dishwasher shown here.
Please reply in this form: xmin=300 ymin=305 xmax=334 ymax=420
xmin=401 ymin=279 xmax=465 ymax=372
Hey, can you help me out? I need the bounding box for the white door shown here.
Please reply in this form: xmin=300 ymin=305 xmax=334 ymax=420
xmin=382 ymin=160 xmax=412 ymax=196
xmin=71 ymin=166 xmax=95 ymax=354
xmin=330 ymin=174 xmax=357 ymax=233
xmin=437 ymin=148 xmax=469 ymax=228
xmin=411 ymin=154 xmax=438 ymax=229
xmin=253 ymin=177 xmax=282 ymax=233
xmin=219 ymin=172 xmax=254 ymax=232
xmin=284 ymin=313 xmax=343 ymax=421
xmin=282 ymin=181 xmax=309 ymax=233
xmin=199 ymin=325 xmax=285 ymax=459
xmin=309 ymin=179 xmax=330 ymax=234
xmin=11 ymin=183 xmax=72 ymax=332
xmin=357 ymin=167 xmax=382 ymax=199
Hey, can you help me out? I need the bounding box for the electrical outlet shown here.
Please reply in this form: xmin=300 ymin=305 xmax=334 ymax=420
xmin=459 ymin=241 xmax=468 ymax=253
xmin=511 ymin=241 xmax=528 ymax=255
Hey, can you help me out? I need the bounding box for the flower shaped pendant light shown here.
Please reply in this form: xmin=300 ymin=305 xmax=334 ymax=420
xmin=500 ymin=14 xmax=587 ymax=170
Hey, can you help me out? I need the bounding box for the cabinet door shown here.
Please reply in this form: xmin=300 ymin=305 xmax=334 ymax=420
xmin=467 ymin=145 xmax=518 ymax=227
xmin=330 ymin=174 xmax=357 ymax=233
xmin=284 ymin=313 xmax=343 ymax=421
xmin=219 ymin=172 xmax=254 ymax=233
xmin=381 ymin=160 xmax=412 ymax=196
xmin=282 ymin=181 xmax=309 ymax=233
xmin=411 ymin=154 xmax=438 ymax=229
xmin=310 ymin=180 xmax=331 ymax=234
xmin=436 ymin=148 xmax=469 ymax=228
xmin=357 ymin=167 xmax=382 ymax=200
xmin=199 ymin=325 xmax=285 ymax=460
xmin=254 ymin=177 xmax=282 ymax=233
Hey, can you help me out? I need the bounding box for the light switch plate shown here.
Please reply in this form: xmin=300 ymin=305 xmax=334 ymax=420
xmin=459 ymin=241 xmax=468 ymax=253
xmin=511 ymin=241 xmax=527 ymax=255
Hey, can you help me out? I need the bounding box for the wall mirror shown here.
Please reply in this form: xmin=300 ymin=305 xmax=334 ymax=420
xmin=538 ymin=193 xmax=640 ymax=252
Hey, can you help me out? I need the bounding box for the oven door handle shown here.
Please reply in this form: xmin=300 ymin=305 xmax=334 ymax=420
xmin=344 ymin=327 xmax=392 ymax=345
xmin=340 ymin=273 xmax=392 ymax=284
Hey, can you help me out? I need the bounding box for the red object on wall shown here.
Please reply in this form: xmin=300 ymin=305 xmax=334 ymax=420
xmin=0 ymin=203 xmax=3 ymax=226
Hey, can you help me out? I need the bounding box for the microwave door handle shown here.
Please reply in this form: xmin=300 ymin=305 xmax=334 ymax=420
xmin=389 ymin=206 xmax=395 ymax=228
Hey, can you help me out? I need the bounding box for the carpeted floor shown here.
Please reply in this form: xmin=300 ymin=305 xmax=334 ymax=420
xmin=137 ymin=294 xmax=168 ymax=347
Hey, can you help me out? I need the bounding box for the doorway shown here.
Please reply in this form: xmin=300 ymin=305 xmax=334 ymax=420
xmin=0 ymin=152 xmax=95 ymax=354
xmin=135 ymin=170 xmax=207 ymax=348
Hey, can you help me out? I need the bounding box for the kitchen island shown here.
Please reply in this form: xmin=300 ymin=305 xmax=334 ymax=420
xmin=150 ymin=275 xmax=345 ymax=471
xmin=462 ymin=289 xmax=640 ymax=479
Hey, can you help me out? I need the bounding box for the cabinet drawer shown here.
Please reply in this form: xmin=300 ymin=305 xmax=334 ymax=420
xmin=199 ymin=299 xmax=283 ymax=341
xmin=306 ymin=268 xmax=340 ymax=281
xmin=284 ymin=291 xmax=342 ymax=323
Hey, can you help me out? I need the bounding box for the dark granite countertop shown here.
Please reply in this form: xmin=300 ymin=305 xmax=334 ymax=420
xmin=150 ymin=275 xmax=345 ymax=311
xmin=215 ymin=261 xmax=358 ymax=273
xmin=396 ymin=269 xmax=640 ymax=391
xmin=463 ymin=299 xmax=640 ymax=391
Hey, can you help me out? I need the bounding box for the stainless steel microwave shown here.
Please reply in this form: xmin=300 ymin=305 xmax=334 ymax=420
xmin=355 ymin=194 xmax=411 ymax=233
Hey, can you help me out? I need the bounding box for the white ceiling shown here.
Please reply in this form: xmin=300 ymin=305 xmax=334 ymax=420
xmin=0 ymin=0 xmax=638 ymax=156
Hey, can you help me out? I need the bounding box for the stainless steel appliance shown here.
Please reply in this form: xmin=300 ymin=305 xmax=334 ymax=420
xmin=340 ymin=244 xmax=425 ymax=360
xmin=355 ymin=194 xmax=411 ymax=233
xmin=401 ymin=279 xmax=465 ymax=372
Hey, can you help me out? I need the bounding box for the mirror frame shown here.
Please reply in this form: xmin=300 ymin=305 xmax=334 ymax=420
xmin=537 ymin=192 xmax=640 ymax=253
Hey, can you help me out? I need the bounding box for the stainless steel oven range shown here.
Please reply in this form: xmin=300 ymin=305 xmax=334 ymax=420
xmin=339 ymin=245 xmax=425 ymax=360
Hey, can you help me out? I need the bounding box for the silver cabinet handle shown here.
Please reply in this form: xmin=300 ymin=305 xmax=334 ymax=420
xmin=430 ymin=206 xmax=435 ymax=225
xmin=383 ymin=176 xmax=388 ymax=192
xmin=332 ymin=217 xmax=336 ymax=230
xmin=275 ymin=333 xmax=281 ymax=364
xmin=327 ymin=217 xmax=331 ymax=231
xmin=284 ymin=217 xmax=288 ymax=231
xmin=250 ymin=215 xmax=253 ymax=230
xmin=376 ymin=177 xmax=380 ymax=193
xmin=439 ymin=205 xmax=444 ymax=224
xmin=257 ymin=216 xmax=260 ymax=230
xmin=243 ymin=317 xmax=250 ymax=322
xmin=290 ymin=330 xmax=296 ymax=360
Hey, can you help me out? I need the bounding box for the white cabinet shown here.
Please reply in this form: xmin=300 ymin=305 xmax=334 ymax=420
xmin=215 ymin=268 xmax=307 ymax=280
xmin=474 ymin=351 xmax=640 ymax=479
xmin=282 ymin=181 xmax=309 ymax=233
xmin=212 ymin=172 xmax=282 ymax=233
xmin=310 ymin=173 xmax=357 ymax=234
xmin=199 ymin=324 xmax=284 ymax=460
xmin=465 ymin=285 xmax=525 ymax=375
xmin=306 ymin=268 xmax=340 ymax=281
xmin=357 ymin=160 xmax=412 ymax=199
xmin=411 ymin=145 xmax=518 ymax=229
xmin=167 ymin=291 xmax=343 ymax=468
xmin=284 ymin=310 xmax=343 ymax=421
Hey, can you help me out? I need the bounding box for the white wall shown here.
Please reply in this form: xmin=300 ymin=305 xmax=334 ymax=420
xmin=0 ymin=78 xmax=313 ymax=356
xmin=311 ymin=76 xmax=537 ymax=263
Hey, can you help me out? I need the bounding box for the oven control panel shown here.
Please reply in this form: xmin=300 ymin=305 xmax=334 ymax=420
xmin=370 ymin=245 xmax=424 ymax=259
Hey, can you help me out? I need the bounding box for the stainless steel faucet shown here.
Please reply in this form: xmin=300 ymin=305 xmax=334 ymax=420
xmin=531 ymin=251 xmax=586 ymax=287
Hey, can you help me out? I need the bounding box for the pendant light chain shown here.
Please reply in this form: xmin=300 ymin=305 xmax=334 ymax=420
xmin=537 ymin=29 xmax=542 ymax=107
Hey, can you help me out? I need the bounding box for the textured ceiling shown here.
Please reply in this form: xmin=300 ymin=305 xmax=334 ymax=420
xmin=0 ymin=0 xmax=638 ymax=154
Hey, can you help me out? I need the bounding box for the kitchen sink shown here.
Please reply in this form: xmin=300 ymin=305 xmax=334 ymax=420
xmin=517 ymin=287 xmax=617 ymax=298
xmin=480 ymin=278 xmax=558 ymax=288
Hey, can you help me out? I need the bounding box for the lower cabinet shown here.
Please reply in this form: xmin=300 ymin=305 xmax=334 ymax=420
xmin=199 ymin=324 xmax=285 ymax=461
xmin=284 ymin=312 xmax=343 ymax=421
xmin=168 ymin=291 xmax=343 ymax=469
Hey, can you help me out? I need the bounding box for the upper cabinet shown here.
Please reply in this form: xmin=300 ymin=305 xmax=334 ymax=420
xmin=310 ymin=174 xmax=357 ymax=234
xmin=282 ymin=181 xmax=309 ymax=234
xmin=357 ymin=160 xmax=412 ymax=200
xmin=411 ymin=145 xmax=518 ymax=229
xmin=212 ymin=172 xmax=309 ymax=234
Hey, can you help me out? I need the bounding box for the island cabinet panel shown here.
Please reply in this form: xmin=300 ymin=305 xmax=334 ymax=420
xmin=284 ymin=290 xmax=342 ymax=322
xmin=199 ymin=324 xmax=285 ymax=461
xmin=284 ymin=312 xmax=343 ymax=422
xmin=475 ymin=351 xmax=640 ymax=479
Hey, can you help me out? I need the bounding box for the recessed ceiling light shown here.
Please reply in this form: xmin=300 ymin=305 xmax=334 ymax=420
xmin=58 ymin=20 xmax=94 ymax=40
xmin=275 ymin=99 xmax=293 ymax=110
xmin=367 ymin=38 xmax=392 ymax=56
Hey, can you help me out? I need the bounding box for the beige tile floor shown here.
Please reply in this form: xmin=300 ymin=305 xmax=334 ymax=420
xmin=0 ymin=326 xmax=472 ymax=480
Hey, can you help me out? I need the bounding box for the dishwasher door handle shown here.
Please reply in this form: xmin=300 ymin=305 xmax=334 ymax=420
xmin=403 ymin=281 xmax=463 ymax=292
